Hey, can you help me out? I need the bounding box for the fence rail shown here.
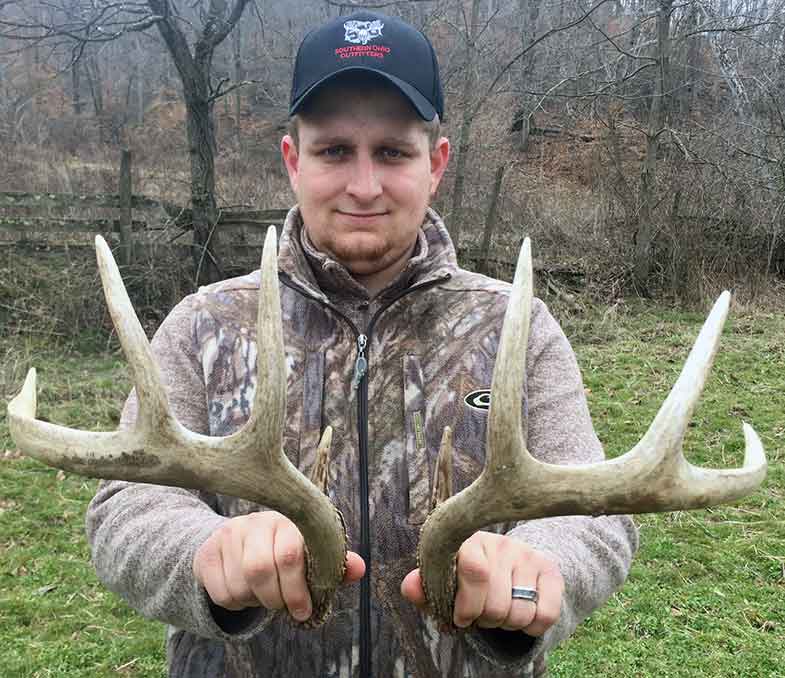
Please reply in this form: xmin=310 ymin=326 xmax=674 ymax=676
xmin=0 ymin=191 xmax=174 ymax=211
xmin=0 ymin=150 xmax=291 ymax=268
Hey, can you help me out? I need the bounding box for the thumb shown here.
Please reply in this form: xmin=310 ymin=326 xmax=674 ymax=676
xmin=343 ymin=551 xmax=366 ymax=583
xmin=400 ymin=569 xmax=427 ymax=608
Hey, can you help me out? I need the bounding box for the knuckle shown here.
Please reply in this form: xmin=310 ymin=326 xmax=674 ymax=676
xmin=452 ymin=596 xmax=480 ymax=627
xmin=537 ymin=605 xmax=561 ymax=628
xmin=256 ymin=585 xmax=285 ymax=610
xmin=286 ymin=591 xmax=310 ymax=613
xmin=209 ymin=589 xmax=236 ymax=609
xmin=276 ymin=543 xmax=305 ymax=570
xmin=224 ymin=578 xmax=249 ymax=602
xmin=483 ymin=603 xmax=508 ymax=625
xmin=215 ymin=522 xmax=235 ymax=542
xmin=458 ymin=556 xmax=489 ymax=585
xmin=511 ymin=605 xmax=537 ymax=629
xmin=453 ymin=609 xmax=476 ymax=628
xmin=217 ymin=580 xmax=252 ymax=610
xmin=243 ymin=554 xmax=276 ymax=583
xmin=196 ymin=541 xmax=221 ymax=569
xmin=495 ymin=535 xmax=515 ymax=553
xmin=265 ymin=510 xmax=285 ymax=524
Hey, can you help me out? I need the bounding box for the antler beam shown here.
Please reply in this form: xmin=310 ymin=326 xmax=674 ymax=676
xmin=417 ymin=238 xmax=768 ymax=626
xmin=7 ymin=226 xmax=347 ymax=626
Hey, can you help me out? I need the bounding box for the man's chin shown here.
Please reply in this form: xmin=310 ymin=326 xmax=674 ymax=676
xmin=328 ymin=239 xmax=390 ymax=268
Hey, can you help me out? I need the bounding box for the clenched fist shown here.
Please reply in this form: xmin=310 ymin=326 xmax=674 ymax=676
xmin=194 ymin=511 xmax=365 ymax=621
xmin=401 ymin=531 xmax=563 ymax=635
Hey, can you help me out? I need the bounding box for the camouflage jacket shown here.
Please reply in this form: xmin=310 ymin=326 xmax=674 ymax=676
xmin=86 ymin=207 xmax=638 ymax=678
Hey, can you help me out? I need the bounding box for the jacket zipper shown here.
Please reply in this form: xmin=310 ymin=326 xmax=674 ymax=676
xmin=280 ymin=272 xmax=451 ymax=678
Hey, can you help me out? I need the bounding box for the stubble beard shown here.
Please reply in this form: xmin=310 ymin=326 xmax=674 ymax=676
xmin=322 ymin=231 xmax=398 ymax=276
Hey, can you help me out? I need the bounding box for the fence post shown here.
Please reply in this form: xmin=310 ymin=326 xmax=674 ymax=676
xmin=119 ymin=148 xmax=133 ymax=266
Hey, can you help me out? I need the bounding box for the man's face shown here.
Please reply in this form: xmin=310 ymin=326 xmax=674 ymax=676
xmin=281 ymin=81 xmax=450 ymax=283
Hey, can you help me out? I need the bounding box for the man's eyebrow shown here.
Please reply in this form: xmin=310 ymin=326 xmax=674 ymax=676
xmin=308 ymin=134 xmax=354 ymax=146
xmin=378 ymin=136 xmax=419 ymax=148
xmin=307 ymin=134 xmax=419 ymax=148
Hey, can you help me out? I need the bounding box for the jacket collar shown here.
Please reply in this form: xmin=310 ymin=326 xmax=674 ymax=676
xmin=277 ymin=206 xmax=457 ymax=301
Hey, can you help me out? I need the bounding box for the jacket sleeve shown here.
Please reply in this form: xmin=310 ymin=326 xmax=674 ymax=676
xmin=465 ymin=298 xmax=639 ymax=669
xmin=84 ymin=295 xmax=273 ymax=641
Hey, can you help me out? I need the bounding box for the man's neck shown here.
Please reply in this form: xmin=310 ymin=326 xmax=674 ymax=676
xmin=352 ymin=240 xmax=418 ymax=297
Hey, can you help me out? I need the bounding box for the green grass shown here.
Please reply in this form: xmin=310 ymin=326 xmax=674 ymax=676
xmin=1 ymin=303 xmax=783 ymax=677
xmin=551 ymin=303 xmax=785 ymax=677
xmin=0 ymin=345 xmax=165 ymax=677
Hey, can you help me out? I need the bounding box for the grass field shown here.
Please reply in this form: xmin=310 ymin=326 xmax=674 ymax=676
xmin=0 ymin=301 xmax=783 ymax=677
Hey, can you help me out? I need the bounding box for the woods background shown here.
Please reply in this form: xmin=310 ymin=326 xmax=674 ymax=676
xmin=0 ymin=4 xmax=783 ymax=676
xmin=2 ymin=0 xmax=785 ymax=335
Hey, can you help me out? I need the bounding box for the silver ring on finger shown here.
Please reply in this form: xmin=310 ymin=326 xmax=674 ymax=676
xmin=511 ymin=586 xmax=538 ymax=604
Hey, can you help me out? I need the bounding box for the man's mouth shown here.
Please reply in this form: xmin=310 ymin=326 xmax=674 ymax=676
xmin=338 ymin=211 xmax=387 ymax=218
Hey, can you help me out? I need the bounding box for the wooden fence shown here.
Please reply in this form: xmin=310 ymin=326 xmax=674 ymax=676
xmin=0 ymin=150 xmax=289 ymax=267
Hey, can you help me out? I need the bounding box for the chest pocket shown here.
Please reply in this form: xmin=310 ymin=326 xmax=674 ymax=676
xmin=403 ymin=355 xmax=432 ymax=525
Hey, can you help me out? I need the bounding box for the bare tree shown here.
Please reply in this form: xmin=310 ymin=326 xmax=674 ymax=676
xmin=634 ymin=0 xmax=673 ymax=292
xmin=0 ymin=0 xmax=253 ymax=286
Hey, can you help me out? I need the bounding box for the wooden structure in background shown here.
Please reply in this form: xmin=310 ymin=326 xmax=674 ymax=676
xmin=0 ymin=150 xmax=289 ymax=270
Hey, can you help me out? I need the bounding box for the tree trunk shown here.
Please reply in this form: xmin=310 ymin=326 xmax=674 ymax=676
xmin=233 ymin=22 xmax=243 ymax=148
xmin=71 ymin=62 xmax=83 ymax=115
xmin=86 ymin=56 xmax=103 ymax=116
xmin=449 ymin=0 xmax=482 ymax=251
xmin=634 ymin=0 xmax=672 ymax=293
xmin=135 ymin=36 xmax=145 ymax=124
xmin=679 ymin=3 xmax=700 ymax=119
xmin=478 ymin=163 xmax=507 ymax=276
xmin=517 ymin=0 xmax=541 ymax=152
xmin=185 ymin=88 xmax=222 ymax=286
xmin=148 ymin=0 xmax=253 ymax=287
xmin=119 ymin=148 xmax=134 ymax=266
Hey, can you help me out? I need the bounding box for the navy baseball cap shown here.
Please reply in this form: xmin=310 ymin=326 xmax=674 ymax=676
xmin=289 ymin=11 xmax=444 ymax=121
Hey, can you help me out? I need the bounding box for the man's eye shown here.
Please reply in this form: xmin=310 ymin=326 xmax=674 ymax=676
xmin=381 ymin=148 xmax=404 ymax=160
xmin=321 ymin=146 xmax=347 ymax=159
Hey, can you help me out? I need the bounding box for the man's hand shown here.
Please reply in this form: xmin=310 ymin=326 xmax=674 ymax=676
xmin=401 ymin=531 xmax=563 ymax=635
xmin=193 ymin=511 xmax=365 ymax=622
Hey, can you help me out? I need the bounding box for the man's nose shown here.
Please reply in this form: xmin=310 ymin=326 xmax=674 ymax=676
xmin=345 ymin=154 xmax=382 ymax=201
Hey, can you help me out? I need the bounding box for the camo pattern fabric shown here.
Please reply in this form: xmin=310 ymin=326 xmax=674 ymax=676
xmin=86 ymin=207 xmax=638 ymax=678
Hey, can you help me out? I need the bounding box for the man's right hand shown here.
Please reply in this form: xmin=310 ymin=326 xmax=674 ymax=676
xmin=193 ymin=511 xmax=365 ymax=622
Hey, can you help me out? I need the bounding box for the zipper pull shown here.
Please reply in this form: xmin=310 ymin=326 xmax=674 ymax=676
xmin=351 ymin=334 xmax=368 ymax=392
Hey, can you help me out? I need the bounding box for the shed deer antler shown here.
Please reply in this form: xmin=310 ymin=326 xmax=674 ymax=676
xmin=418 ymin=238 xmax=768 ymax=626
xmin=7 ymin=226 xmax=347 ymax=626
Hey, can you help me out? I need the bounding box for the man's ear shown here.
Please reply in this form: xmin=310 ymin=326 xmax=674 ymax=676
xmin=429 ymin=137 xmax=451 ymax=196
xmin=281 ymin=134 xmax=300 ymax=193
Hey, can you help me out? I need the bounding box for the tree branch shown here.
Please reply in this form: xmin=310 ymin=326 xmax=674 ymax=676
xmin=470 ymin=0 xmax=615 ymax=118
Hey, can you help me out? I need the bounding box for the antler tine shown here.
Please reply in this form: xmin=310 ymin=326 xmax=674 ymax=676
xmin=7 ymin=236 xmax=176 ymax=477
xmin=485 ymin=237 xmax=532 ymax=474
xmin=95 ymin=235 xmax=172 ymax=430
xmin=231 ymin=225 xmax=286 ymax=461
xmin=417 ymin=238 xmax=767 ymax=627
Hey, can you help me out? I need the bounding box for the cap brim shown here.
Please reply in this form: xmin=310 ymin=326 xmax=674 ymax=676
xmin=290 ymin=67 xmax=438 ymax=121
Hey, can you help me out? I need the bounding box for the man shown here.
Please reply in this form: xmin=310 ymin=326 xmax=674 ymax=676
xmin=86 ymin=10 xmax=637 ymax=677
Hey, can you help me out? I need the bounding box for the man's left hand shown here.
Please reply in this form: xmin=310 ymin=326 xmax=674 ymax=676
xmin=401 ymin=531 xmax=563 ymax=635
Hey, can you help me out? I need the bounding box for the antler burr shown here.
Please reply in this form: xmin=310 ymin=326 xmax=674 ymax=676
xmin=417 ymin=238 xmax=768 ymax=626
xmin=7 ymin=226 xmax=347 ymax=626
